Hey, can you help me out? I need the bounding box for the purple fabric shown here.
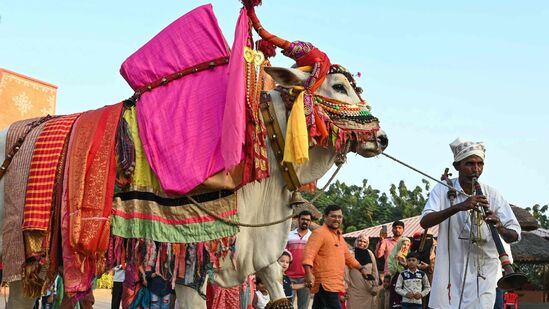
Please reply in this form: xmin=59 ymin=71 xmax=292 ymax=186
xmin=221 ymin=8 xmax=248 ymax=171
xmin=120 ymin=4 xmax=242 ymax=195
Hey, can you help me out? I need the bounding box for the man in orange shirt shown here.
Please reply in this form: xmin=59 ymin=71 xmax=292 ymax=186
xmin=303 ymin=204 xmax=371 ymax=309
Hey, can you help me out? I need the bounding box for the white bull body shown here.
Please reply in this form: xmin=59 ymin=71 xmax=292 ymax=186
xmin=0 ymin=67 xmax=387 ymax=308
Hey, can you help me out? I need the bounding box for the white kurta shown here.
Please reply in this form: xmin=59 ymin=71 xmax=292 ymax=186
xmin=422 ymin=178 xmax=521 ymax=309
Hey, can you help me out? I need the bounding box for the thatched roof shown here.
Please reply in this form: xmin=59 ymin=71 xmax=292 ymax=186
xmin=511 ymin=205 xmax=539 ymax=231
xmin=511 ymin=232 xmax=549 ymax=263
xmin=292 ymin=202 xmax=322 ymax=219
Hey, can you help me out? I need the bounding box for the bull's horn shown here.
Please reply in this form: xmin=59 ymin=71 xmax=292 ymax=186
xmin=246 ymin=7 xmax=291 ymax=50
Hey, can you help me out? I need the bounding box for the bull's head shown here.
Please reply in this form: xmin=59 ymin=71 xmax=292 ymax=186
xmin=265 ymin=66 xmax=388 ymax=159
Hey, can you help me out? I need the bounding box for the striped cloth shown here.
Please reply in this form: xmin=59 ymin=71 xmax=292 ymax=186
xmin=23 ymin=114 xmax=80 ymax=231
xmin=2 ymin=118 xmax=47 ymax=282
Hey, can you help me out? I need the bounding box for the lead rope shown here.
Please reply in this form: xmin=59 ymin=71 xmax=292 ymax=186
xmin=184 ymin=160 xmax=344 ymax=228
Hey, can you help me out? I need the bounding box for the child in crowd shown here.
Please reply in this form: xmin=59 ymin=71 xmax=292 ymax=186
xmin=252 ymin=277 xmax=270 ymax=309
xmin=378 ymin=274 xmax=392 ymax=309
xmin=278 ymin=250 xmax=294 ymax=302
xmin=394 ymin=252 xmax=431 ymax=309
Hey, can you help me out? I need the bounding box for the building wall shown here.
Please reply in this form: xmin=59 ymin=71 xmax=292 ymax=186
xmin=0 ymin=68 xmax=57 ymax=130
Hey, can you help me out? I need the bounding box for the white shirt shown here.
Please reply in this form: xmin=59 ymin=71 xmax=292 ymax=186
xmin=422 ymin=178 xmax=520 ymax=309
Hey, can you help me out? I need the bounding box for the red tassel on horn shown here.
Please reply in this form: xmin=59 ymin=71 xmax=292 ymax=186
xmin=241 ymin=0 xmax=262 ymax=9
xmin=256 ymin=39 xmax=276 ymax=58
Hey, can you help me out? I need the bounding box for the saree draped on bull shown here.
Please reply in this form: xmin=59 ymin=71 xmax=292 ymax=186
xmin=2 ymin=118 xmax=47 ymax=282
xmin=120 ymin=4 xmax=246 ymax=195
xmin=22 ymin=114 xmax=80 ymax=259
xmin=62 ymin=103 xmax=122 ymax=298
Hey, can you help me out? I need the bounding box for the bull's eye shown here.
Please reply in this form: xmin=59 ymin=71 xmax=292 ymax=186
xmin=332 ymin=84 xmax=348 ymax=95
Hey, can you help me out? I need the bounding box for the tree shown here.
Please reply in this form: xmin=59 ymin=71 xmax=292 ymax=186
xmin=303 ymin=178 xmax=430 ymax=233
xmin=526 ymin=204 xmax=549 ymax=229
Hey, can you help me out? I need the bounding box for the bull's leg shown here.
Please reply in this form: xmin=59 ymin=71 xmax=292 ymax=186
xmin=174 ymin=280 xmax=207 ymax=309
xmin=256 ymin=261 xmax=288 ymax=305
xmin=6 ymin=280 xmax=37 ymax=309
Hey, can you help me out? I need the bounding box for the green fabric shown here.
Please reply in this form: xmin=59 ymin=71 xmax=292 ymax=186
xmin=111 ymin=214 xmax=239 ymax=243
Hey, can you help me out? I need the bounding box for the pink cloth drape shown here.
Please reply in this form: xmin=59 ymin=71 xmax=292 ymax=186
xmin=120 ymin=4 xmax=245 ymax=195
xmin=221 ymin=8 xmax=248 ymax=171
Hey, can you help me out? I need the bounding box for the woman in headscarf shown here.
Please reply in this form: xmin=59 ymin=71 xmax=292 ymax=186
xmin=387 ymin=237 xmax=411 ymax=308
xmin=345 ymin=234 xmax=380 ymax=309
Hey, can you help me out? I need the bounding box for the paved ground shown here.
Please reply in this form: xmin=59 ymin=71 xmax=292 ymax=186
xmin=1 ymin=288 xmax=546 ymax=308
xmin=0 ymin=288 xmax=112 ymax=309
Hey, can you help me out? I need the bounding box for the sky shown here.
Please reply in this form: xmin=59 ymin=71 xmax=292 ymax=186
xmin=1 ymin=1 xmax=548 ymax=209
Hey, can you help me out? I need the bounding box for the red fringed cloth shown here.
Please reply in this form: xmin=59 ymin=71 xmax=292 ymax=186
xmin=61 ymin=103 xmax=122 ymax=299
xmin=66 ymin=103 xmax=123 ymax=256
xmin=22 ymin=114 xmax=80 ymax=257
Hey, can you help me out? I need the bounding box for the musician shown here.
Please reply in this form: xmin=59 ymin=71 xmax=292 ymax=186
xmin=420 ymin=138 xmax=521 ymax=309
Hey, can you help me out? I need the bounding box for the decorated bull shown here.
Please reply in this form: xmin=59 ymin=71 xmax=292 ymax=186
xmin=0 ymin=1 xmax=388 ymax=308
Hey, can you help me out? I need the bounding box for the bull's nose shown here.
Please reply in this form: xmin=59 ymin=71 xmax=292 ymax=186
xmin=377 ymin=133 xmax=389 ymax=149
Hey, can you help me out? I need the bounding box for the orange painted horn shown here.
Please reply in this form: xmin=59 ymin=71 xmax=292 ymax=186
xmin=246 ymin=7 xmax=291 ymax=50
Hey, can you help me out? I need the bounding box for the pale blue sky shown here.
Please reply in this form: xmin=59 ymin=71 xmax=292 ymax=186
xmin=1 ymin=1 xmax=547 ymax=209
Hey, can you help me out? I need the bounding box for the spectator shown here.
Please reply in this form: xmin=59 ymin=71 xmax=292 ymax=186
xmin=303 ymin=204 xmax=371 ymax=309
xmin=376 ymin=221 xmax=405 ymax=275
xmin=286 ymin=210 xmax=313 ymax=309
xmin=145 ymin=266 xmax=172 ymax=309
xmin=112 ymin=265 xmax=125 ymax=309
xmin=410 ymin=231 xmax=436 ymax=309
xmin=252 ymin=277 xmax=270 ymax=309
xmin=388 ymin=237 xmax=411 ymax=309
xmin=345 ymin=234 xmax=380 ymax=309
xmin=378 ymin=275 xmax=392 ymax=309
xmin=395 ymin=252 xmax=431 ymax=309
xmin=278 ymin=250 xmax=296 ymax=302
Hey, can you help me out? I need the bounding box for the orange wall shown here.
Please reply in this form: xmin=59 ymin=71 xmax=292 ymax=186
xmin=0 ymin=68 xmax=57 ymax=130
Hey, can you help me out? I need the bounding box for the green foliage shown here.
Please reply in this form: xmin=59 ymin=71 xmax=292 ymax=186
xmin=526 ymin=204 xmax=549 ymax=229
xmin=96 ymin=273 xmax=113 ymax=289
xmin=514 ymin=263 xmax=546 ymax=290
xmin=303 ymin=178 xmax=431 ymax=234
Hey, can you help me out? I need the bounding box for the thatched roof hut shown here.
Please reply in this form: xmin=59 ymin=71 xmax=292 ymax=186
xmin=511 ymin=232 xmax=549 ymax=263
xmin=511 ymin=205 xmax=539 ymax=231
xmin=292 ymin=202 xmax=322 ymax=219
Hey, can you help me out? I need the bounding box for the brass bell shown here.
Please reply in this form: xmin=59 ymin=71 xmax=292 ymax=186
xmin=289 ymin=191 xmax=307 ymax=208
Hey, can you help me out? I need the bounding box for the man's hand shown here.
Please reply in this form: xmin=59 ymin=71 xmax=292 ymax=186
xmin=379 ymin=229 xmax=387 ymax=240
xmin=484 ymin=210 xmax=504 ymax=229
xmin=304 ymin=270 xmax=315 ymax=289
xmin=359 ymin=267 xmax=371 ymax=279
xmin=406 ymin=292 xmax=414 ymax=298
xmin=418 ymin=261 xmax=429 ymax=270
xmin=414 ymin=292 xmax=422 ymax=300
xmin=457 ymin=195 xmax=488 ymax=212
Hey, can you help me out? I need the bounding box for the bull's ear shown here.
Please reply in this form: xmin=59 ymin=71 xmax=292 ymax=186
xmin=264 ymin=67 xmax=309 ymax=88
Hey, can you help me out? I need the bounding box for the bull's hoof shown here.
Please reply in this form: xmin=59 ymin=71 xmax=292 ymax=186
xmin=265 ymin=298 xmax=293 ymax=309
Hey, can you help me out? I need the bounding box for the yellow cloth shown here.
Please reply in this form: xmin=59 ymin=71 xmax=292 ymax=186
xmin=123 ymin=107 xmax=162 ymax=191
xmin=283 ymin=90 xmax=309 ymax=164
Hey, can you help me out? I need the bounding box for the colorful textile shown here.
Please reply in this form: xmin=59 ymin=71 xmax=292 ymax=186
xmin=112 ymin=107 xmax=239 ymax=243
xmin=0 ymin=128 xmax=7 ymax=259
xmin=61 ymin=119 xmax=95 ymax=299
xmin=3 ymin=118 xmax=47 ymax=282
xmin=120 ymin=4 xmax=241 ymax=195
xmin=283 ymin=90 xmax=309 ymax=164
xmin=221 ymin=7 xmax=248 ymax=172
xmin=112 ymin=190 xmax=238 ymax=243
xmin=23 ymin=113 xmax=80 ymax=232
xmin=66 ymin=103 xmax=122 ymax=256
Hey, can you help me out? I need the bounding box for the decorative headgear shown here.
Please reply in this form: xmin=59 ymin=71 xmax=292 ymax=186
xmin=450 ymin=138 xmax=486 ymax=163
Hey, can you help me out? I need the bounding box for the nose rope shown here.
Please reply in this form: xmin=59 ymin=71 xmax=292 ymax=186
xmin=380 ymin=152 xmax=471 ymax=199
